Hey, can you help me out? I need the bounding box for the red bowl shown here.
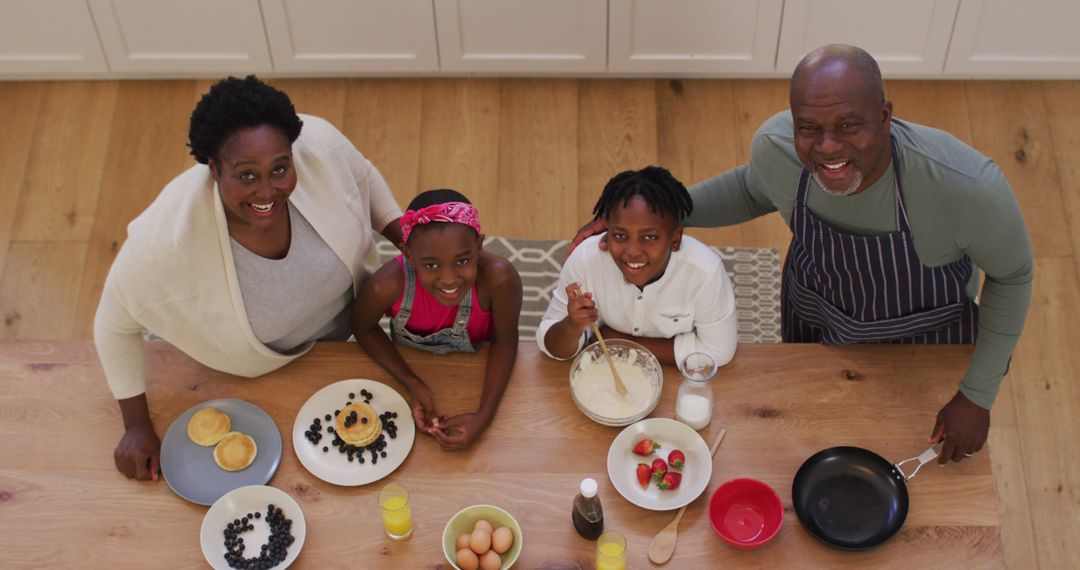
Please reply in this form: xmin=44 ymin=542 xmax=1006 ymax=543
xmin=707 ymin=478 xmax=784 ymax=549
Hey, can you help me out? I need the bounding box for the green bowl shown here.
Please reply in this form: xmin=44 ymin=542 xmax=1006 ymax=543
xmin=441 ymin=504 xmax=523 ymax=569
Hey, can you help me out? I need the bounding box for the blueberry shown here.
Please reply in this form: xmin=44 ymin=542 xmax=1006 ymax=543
xmin=322 ymin=446 xmax=328 ymax=452
xmin=324 ymin=414 xmax=331 ymax=421
xmin=360 ymin=417 xmax=368 ymax=424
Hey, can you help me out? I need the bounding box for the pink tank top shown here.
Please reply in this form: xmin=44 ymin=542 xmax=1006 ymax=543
xmin=387 ymin=256 xmax=492 ymax=343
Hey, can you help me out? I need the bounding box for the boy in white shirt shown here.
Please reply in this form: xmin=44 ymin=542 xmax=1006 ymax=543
xmin=539 ymin=166 xmax=738 ymax=367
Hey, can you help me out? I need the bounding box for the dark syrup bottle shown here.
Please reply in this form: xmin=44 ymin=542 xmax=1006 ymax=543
xmin=572 ymin=477 xmax=604 ymax=540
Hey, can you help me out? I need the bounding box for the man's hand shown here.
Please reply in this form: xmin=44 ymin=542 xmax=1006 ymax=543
xmin=565 ymin=283 xmax=598 ymax=333
xmin=431 ymin=412 xmax=491 ymax=451
xmin=566 ymin=219 xmax=608 ymax=258
xmin=929 ymin=391 xmax=990 ymax=464
xmin=114 ymin=421 xmax=160 ymax=481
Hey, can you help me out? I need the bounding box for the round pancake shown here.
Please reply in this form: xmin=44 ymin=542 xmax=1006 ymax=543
xmin=213 ymin=431 xmax=258 ymax=472
xmin=335 ymin=402 xmax=381 ymax=446
xmin=187 ymin=407 xmax=231 ymax=446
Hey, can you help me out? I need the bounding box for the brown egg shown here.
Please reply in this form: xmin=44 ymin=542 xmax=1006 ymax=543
xmin=469 ymin=526 xmax=492 ymax=555
xmin=456 ymin=532 xmax=471 ymax=551
xmin=479 ymin=549 xmax=502 ymax=570
xmin=474 ymin=519 xmax=494 ymax=534
xmin=456 ymin=547 xmax=480 ymax=570
xmin=491 ymin=526 xmax=513 ymax=554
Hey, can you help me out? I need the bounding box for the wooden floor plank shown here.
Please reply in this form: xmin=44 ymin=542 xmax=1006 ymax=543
xmin=1007 ymin=256 xmax=1080 ymax=569
xmin=0 ymin=82 xmax=43 ymax=281
xmin=342 ymin=79 xmax=423 ymax=211
xmin=496 ymin=79 xmax=579 ymax=239
xmin=71 ymin=81 xmax=197 ymax=339
xmin=887 ymin=80 xmax=974 ymax=144
xmin=657 ymin=79 xmax=743 ymax=248
xmin=268 ymin=78 xmax=348 ymax=129
xmin=987 ymin=426 xmax=1039 ymax=570
xmin=1040 ymin=81 xmax=1080 ymax=271
xmin=577 ymin=79 xmax=658 ymax=218
xmin=0 ymin=243 xmax=88 ymax=340
xmin=417 ymin=78 xmax=501 ymax=221
xmin=965 ymin=82 xmax=1072 ymax=258
xmin=12 ymin=81 xmax=117 ymax=243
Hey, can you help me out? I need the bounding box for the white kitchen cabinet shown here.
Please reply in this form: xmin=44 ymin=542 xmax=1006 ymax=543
xmin=0 ymin=0 xmax=108 ymax=76
xmin=608 ymin=0 xmax=782 ymax=75
xmin=434 ymin=0 xmax=607 ymax=73
xmin=260 ymin=0 xmax=438 ymax=74
xmin=776 ymin=0 xmax=959 ymax=78
xmin=87 ymin=0 xmax=271 ymax=74
xmin=945 ymin=0 xmax=1080 ymax=78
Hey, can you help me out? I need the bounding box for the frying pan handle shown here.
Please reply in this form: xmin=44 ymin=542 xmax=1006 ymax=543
xmin=895 ymin=444 xmax=942 ymax=482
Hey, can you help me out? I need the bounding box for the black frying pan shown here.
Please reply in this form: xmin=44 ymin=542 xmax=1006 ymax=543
xmin=791 ymin=445 xmax=939 ymax=550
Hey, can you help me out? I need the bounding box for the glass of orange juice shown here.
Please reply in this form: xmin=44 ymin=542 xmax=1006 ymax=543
xmin=596 ymin=530 xmax=626 ymax=570
xmin=379 ymin=483 xmax=413 ymax=540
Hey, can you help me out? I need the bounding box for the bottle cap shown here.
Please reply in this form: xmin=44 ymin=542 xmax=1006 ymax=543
xmin=580 ymin=477 xmax=598 ymax=498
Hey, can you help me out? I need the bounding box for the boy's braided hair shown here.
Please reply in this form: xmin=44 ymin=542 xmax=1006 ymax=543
xmin=592 ymin=166 xmax=693 ymax=223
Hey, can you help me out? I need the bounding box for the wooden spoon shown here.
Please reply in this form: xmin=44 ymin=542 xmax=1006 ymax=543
xmin=590 ymin=322 xmax=629 ymax=397
xmin=648 ymin=428 xmax=728 ymax=564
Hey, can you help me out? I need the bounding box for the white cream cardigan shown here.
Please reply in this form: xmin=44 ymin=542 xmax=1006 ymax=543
xmin=94 ymin=115 xmax=401 ymax=399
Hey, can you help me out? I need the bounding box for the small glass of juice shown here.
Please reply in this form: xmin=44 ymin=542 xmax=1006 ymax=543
xmin=379 ymin=482 xmax=412 ymax=540
xmin=596 ymin=530 xmax=626 ymax=570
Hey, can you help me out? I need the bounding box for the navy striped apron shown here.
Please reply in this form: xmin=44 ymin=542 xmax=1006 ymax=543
xmin=780 ymin=140 xmax=978 ymax=344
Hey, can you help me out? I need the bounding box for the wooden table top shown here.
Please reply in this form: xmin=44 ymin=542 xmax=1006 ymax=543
xmin=0 ymin=340 xmax=1002 ymax=569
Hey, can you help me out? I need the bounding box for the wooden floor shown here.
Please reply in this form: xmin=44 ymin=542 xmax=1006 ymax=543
xmin=0 ymin=78 xmax=1076 ymax=568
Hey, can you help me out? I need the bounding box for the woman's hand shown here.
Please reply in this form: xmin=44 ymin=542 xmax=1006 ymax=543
xmin=431 ymin=412 xmax=491 ymax=451
xmin=114 ymin=421 xmax=160 ymax=481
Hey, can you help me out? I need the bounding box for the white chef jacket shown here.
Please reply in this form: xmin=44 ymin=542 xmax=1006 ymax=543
xmin=537 ymin=234 xmax=738 ymax=366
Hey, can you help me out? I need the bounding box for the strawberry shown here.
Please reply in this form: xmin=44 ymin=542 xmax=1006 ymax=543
xmin=636 ymin=463 xmax=651 ymax=488
xmin=658 ymin=471 xmax=682 ymax=491
xmin=650 ymin=458 xmax=668 ymax=482
xmin=668 ymin=449 xmax=686 ymax=471
xmin=632 ymin=438 xmax=661 ymax=456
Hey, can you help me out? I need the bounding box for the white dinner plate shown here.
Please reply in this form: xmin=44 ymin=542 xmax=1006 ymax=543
xmin=292 ymin=379 xmax=415 ymax=486
xmin=607 ymin=418 xmax=712 ymax=511
xmin=200 ymin=485 xmax=306 ymax=570
xmin=160 ymin=399 xmax=283 ymax=506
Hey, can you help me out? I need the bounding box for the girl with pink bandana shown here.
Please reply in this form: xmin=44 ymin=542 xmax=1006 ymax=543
xmin=352 ymin=189 xmax=523 ymax=450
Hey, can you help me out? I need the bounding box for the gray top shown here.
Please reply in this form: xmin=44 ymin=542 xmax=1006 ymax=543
xmin=231 ymin=202 xmax=354 ymax=354
xmin=686 ymin=111 xmax=1033 ymax=409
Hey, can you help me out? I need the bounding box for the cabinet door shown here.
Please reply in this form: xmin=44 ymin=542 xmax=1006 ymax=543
xmin=608 ymin=0 xmax=782 ymax=75
xmin=261 ymin=0 xmax=437 ymax=73
xmin=945 ymin=0 xmax=1080 ymax=77
xmin=0 ymin=0 xmax=108 ymax=76
xmin=776 ymin=0 xmax=958 ymax=77
xmin=88 ymin=0 xmax=271 ymax=74
xmin=434 ymin=0 xmax=607 ymax=73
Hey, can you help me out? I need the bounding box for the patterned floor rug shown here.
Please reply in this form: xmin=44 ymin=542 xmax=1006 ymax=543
xmin=372 ymin=236 xmax=781 ymax=344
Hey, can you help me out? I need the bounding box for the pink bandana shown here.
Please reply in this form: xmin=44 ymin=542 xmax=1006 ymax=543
xmin=400 ymin=201 xmax=482 ymax=244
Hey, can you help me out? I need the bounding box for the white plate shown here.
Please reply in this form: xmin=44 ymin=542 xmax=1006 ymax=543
xmin=607 ymin=418 xmax=712 ymax=511
xmin=292 ymin=379 xmax=415 ymax=486
xmin=200 ymin=485 xmax=306 ymax=570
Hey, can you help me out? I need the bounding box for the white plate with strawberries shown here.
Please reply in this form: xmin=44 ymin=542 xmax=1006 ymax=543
xmin=606 ymin=418 xmax=712 ymax=511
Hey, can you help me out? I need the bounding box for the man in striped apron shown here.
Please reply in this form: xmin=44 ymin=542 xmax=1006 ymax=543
xmin=568 ymin=44 xmax=1032 ymax=467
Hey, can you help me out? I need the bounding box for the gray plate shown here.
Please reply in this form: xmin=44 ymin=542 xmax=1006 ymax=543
xmin=160 ymin=399 xmax=282 ymax=506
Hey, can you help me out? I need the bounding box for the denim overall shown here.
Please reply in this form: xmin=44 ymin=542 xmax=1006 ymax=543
xmin=389 ymin=258 xmax=478 ymax=354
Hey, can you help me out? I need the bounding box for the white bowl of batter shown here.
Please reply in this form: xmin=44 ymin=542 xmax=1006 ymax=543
xmin=569 ymin=339 xmax=663 ymax=426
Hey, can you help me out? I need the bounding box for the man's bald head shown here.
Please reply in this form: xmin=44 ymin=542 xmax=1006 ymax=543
xmin=791 ymin=44 xmax=884 ymax=107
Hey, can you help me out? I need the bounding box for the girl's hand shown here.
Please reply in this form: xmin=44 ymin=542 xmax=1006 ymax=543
xmin=565 ymin=283 xmax=598 ymax=333
xmin=114 ymin=421 xmax=160 ymax=481
xmin=431 ymin=412 xmax=490 ymax=451
xmin=408 ymin=383 xmax=440 ymax=434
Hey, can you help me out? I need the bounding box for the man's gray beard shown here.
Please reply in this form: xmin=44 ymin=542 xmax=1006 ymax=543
xmin=813 ymin=170 xmax=863 ymax=197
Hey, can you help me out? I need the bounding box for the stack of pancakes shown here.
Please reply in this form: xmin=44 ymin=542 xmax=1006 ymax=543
xmin=187 ymin=407 xmax=257 ymax=472
xmin=335 ymin=402 xmax=382 ymax=446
